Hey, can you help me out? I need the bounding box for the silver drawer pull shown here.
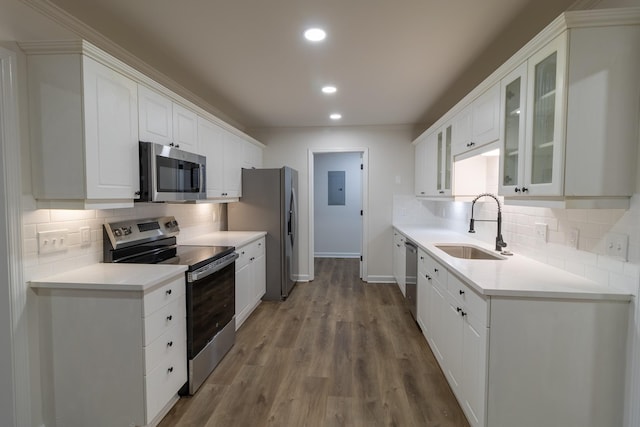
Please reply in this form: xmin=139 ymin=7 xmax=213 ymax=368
xmin=166 ymin=315 xmax=173 ymax=322
xmin=165 ymin=289 xmax=172 ymax=296
xmin=167 ymin=341 xmax=173 ymax=348
xmin=167 ymin=366 xmax=174 ymax=374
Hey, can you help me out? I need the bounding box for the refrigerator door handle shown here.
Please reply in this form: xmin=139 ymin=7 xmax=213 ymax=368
xmin=289 ymin=189 xmax=297 ymax=246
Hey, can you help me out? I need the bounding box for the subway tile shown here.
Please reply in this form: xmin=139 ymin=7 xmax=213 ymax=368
xmin=597 ymin=256 xmax=625 ymax=274
xmin=565 ymin=260 xmax=586 ymax=277
xmin=608 ymin=272 xmax=639 ymax=294
xmin=586 ymin=209 xmax=613 ymax=225
xmin=23 ymin=224 xmax=36 ymax=239
xmin=23 ymin=238 xmax=37 ymax=255
xmin=546 ymin=256 xmax=565 ymax=270
xmin=49 ymin=209 xmax=96 ymax=222
xmin=567 ymin=210 xmax=587 ymax=223
xmin=623 ymin=263 xmax=640 ymax=279
xmin=22 ymin=209 xmax=50 ymax=225
xmin=585 ymin=265 xmax=609 ymax=286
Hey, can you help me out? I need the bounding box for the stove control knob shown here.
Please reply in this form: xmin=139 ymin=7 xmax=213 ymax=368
xmin=165 ymin=220 xmax=178 ymax=229
xmin=113 ymin=229 xmax=122 ymax=237
xmin=122 ymin=226 xmax=132 ymax=236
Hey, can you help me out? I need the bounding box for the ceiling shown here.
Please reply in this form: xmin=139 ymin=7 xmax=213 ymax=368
xmin=13 ymin=0 xmax=581 ymax=134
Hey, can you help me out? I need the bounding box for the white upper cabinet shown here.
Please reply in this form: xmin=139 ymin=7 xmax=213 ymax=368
xmin=415 ymin=129 xmax=448 ymax=198
xmin=138 ymin=84 xmax=173 ymax=145
xmin=522 ymin=33 xmax=567 ymax=197
xmin=24 ymin=42 xmax=139 ymax=209
xmin=498 ymin=63 xmax=528 ymax=195
xmin=243 ymin=141 xmax=263 ymax=169
xmin=172 ymin=103 xmax=198 ymax=152
xmin=138 ymin=84 xmax=198 ymax=152
xmin=452 ymin=83 xmax=500 ymax=156
xmin=417 ymin=9 xmax=640 ymax=208
xmin=197 ymin=116 xmax=252 ymax=199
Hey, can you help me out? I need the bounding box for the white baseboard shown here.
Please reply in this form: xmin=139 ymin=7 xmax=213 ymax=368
xmin=365 ymin=275 xmax=396 ymax=283
xmin=314 ymin=252 xmax=361 ymax=258
xmin=293 ymin=274 xmax=310 ymax=282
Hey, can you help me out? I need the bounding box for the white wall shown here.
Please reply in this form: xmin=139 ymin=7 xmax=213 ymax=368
xmin=314 ymin=152 xmax=362 ymax=258
xmin=254 ymin=125 xmax=415 ymax=282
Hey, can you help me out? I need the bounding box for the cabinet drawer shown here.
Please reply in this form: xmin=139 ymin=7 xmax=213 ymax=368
xmin=425 ymin=255 xmax=448 ymax=285
xmin=418 ymin=249 xmax=428 ymax=274
xmin=448 ymin=273 xmax=487 ymax=326
xmin=143 ymin=275 xmax=185 ymax=317
xmin=253 ymin=238 xmax=265 ymax=258
xmin=144 ymin=320 xmax=186 ymax=375
xmin=145 ymin=339 xmax=187 ymax=421
xmin=144 ymin=297 xmax=185 ymax=346
xmin=235 ymin=245 xmax=250 ymax=270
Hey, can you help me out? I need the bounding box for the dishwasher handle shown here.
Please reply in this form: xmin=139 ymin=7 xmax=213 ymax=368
xmin=404 ymin=241 xmax=418 ymax=253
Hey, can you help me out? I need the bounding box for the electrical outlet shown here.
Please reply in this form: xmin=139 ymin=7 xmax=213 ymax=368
xmin=80 ymin=226 xmax=91 ymax=245
xmin=605 ymin=233 xmax=628 ymax=261
xmin=37 ymin=229 xmax=69 ymax=254
xmin=567 ymin=228 xmax=579 ymax=249
xmin=535 ymin=223 xmax=548 ymax=243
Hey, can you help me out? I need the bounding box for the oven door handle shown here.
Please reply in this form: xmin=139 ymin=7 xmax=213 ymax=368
xmin=112 ymin=245 xmax=178 ymax=263
xmin=188 ymin=252 xmax=239 ymax=282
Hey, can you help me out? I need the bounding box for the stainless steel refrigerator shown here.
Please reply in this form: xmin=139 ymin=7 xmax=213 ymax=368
xmin=228 ymin=167 xmax=298 ymax=300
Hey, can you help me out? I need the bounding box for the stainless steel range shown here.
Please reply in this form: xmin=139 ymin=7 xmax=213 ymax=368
xmin=103 ymin=216 xmax=238 ymax=395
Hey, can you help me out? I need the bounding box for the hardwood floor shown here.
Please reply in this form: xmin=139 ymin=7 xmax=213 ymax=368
xmin=159 ymin=258 xmax=469 ymax=427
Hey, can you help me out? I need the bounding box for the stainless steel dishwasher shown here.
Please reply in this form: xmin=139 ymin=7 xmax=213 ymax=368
xmin=404 ymin=240 xmax=418 ymax=320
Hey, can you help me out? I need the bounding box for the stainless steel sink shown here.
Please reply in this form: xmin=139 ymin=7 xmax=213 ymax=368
xmin=435 ymin=244 xmax=505 ymax=260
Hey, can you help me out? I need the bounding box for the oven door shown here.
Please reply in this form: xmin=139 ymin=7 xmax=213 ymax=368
xmin=139 ymin=141 xmax=206 ymax=202
xmin=185 ymin=256 xmax=237 ymax=358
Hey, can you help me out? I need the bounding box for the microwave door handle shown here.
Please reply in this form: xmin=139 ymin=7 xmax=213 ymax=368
xmin=200 ymin=165 xmax=206 ymax=194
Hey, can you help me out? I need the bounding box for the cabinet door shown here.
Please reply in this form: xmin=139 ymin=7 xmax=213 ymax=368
xmin=138 ymin=85 xmax=173 ymax=145
xmin=462 ymin=313 xmax=488 ymax=427
xmin=414 ymin=139 xmax=428 ymax=196
xmin=451 ymin=105 xmax=472 ymax=156
xmin=197 ymin=117 xmax=225 ymax=198
xmin=443 ymin=294 xmax=464 ymax=397
xmin=471 ymin=83 xmax=501 ymax=147
xmin=243 ymin=141 xmax=263 ymax=169
xmin=235 ymin=264 xmax=251 ymax=330
xmin=253 ymin=253 xmax=266 ymax=300
xmin=422 ymin=133 xmax=439 ymax=196
xmin=416 ymin=268 xmax=431 ymax=336
xmin=223 ymin=132 xmax=243 ymax=198
xmin=172 ymin=103 xmax=198 ymax=152
xmin=499 ymin=62 xmax=528 ymax=196
xmin=82 ymin=57 xmax=139 ymax=200
xmin=429 ymin=282 xmax=446 ymax=364
xmin=524 ymin=32 xmax=567 ymax=196
xmin=436 ymin=126 xmax=452 ymax=196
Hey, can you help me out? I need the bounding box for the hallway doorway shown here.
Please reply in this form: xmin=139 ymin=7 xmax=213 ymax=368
xmin=308 ymin=148 xmax=368 ymax=281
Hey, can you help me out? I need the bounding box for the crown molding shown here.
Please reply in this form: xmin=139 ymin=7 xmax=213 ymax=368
xmin=18 ymin=0 xmax=264 ymax=147
xmin=414 ymin=7 xmax=640 ymax=143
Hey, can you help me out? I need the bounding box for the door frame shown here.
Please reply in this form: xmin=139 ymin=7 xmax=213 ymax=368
xmin=308 ymin=147 xmax=369 ymax=281
xmin=0 ymin=47 xmax=29 ymax=427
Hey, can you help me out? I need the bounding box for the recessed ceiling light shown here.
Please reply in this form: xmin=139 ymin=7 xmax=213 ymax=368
xmin=330 ymin=113 xmax=342 ymax=120
xmin=304 ymin=28 xmax=326 ymax=42
xmin=322 ymin=85 xmax=337 ymax=94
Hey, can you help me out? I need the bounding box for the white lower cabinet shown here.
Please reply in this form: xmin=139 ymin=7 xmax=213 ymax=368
xmin=235 ymin=237 xmax=266 ymax=330
xmin=34 ymin=273 xmax=187 ymax=427
xmin=418 ymin=250 xmax=626 ymax=427
xmin=392 ymin=229 xmax=406 ymax=295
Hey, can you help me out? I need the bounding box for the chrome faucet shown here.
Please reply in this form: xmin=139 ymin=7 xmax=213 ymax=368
xmin=468 ymin=193 xmax=507 ymax=252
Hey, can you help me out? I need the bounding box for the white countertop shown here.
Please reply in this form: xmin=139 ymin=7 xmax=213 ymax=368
xmin=180 ymin=231 xmax=267 ymax=248
xmin=394 ymin=224 xmax=632 ymax=301
xmin=30 ymin=263 xmax=187 ymax=292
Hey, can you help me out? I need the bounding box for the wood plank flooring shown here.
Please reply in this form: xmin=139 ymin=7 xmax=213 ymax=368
xmin=159 ymin=258 xmax=469 ymax=427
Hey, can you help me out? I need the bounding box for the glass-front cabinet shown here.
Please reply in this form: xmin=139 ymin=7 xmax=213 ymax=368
xmin=499 ymin=63 xmax=527 ymax=195
xmin=437 ymin=125 xmax=452 ymax=196
xmin=499 ymin=32 xmax=567 ymax=198
xmin=414 ymin=124 xmax=452 ymax=198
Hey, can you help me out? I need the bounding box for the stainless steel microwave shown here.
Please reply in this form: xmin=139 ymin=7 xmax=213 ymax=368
xmin=138 ymin=141 xmax=206 ymax=202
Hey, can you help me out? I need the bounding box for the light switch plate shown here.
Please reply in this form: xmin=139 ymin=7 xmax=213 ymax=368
xmin=535 ymin=223 xmax=548 ymax=243
xmin=37 ymin=229 xmax=69 ymax=254
xmin=567 ymin=228 xmax=579 ymax=249
xmin=80 ymin=226 xmax=91 ymax=245
xmin=605 ymin=232 xmax=628 ymax=261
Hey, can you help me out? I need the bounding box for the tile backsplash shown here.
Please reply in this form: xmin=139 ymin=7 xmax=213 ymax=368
xmin=22 ymin=196 xmax=225 ymax=282
xmin=394 ymin=194 xmax=640 ymax=294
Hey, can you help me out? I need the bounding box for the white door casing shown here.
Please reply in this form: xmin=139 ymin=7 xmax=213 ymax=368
xmin=0 ymin=46 xmax=29 ymax=427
